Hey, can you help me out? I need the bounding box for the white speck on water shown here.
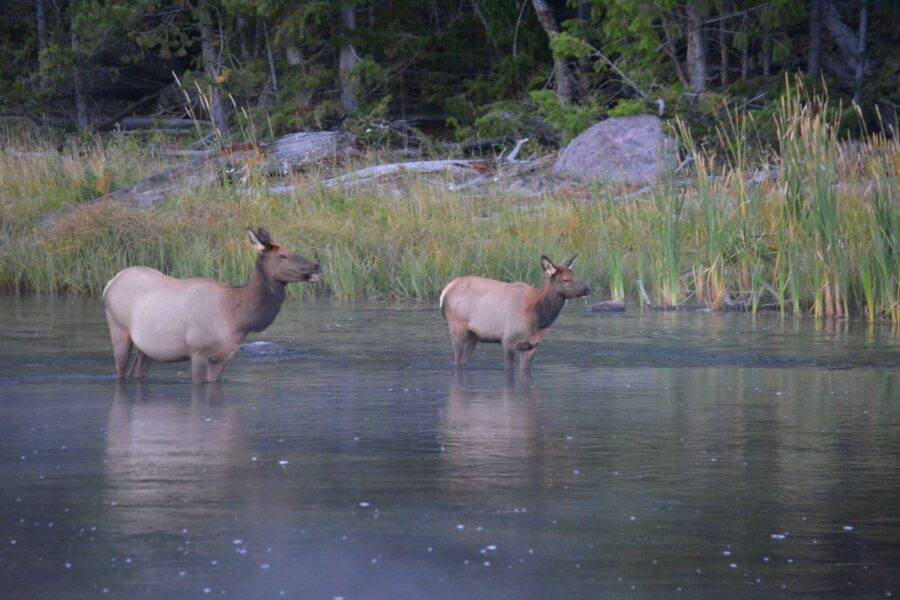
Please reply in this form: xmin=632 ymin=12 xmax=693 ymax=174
xmin=486 ymin=545 xmax=497 ymax=551
xmin=9 ymin=540 xmax=15 ymax=545
xmin=476 ymin=526 xmax=483 ymax=532
xmin=771 ymin=533 xmax=787 ymax=540
xmin=102 ymin=588 xmax=108 ymax=594
xmin=125 ymin=558 xmax=132 ymax=564
xmin=427 ymin=547 xmax=433 ymax=552
xmin=65 ymin=562 xmax=72 ymax=570
xmin=179 ymin=571 xmax=186 ymax=576
xmin=723 ymin=551 xmax=731 ymax=556
xmin=763 ymin=557 xmax=770 ymax=562
xmin=456 ymin=524 xmax=464 ymax=530
xmin=251 ymin=456 xmax=257 ymax=462
xmin=334 ymin=597 xmax=344 ymax=600
xmin=110 ymin=501 xmax=117 ymax=507
xmin=483 ymin=561 xmax=490 ymax=567
xmin=843 ymin=525 xmax=854 ymax=532
xmin=358 ymin=502 xmax=370 ymax=508
xmin=629 ymin=516 xmax=637 ymax=521
xmin=203 ymin=588 xmax=211 ymax=594
xmin=278 ymin=460 xmax=289 ymax=466
xmin=371 ymin=558 xmax=377 ymax=564
xmin=181 ymin=528 xmax=188 ymax=534
xmin=232 ymin=539 xmax=243 ymax=545
xmin=260 ymin=564 xmax=270 ymax=570
xmin=528 ymin=549 xmax=534 ymax=555
xmin=787 ymin=558 xmax=795 ymax=564
xmin=730 ymin=563 xmax=737 ymax=569
xmin=573 ymin=469 xmax=580 ymax=475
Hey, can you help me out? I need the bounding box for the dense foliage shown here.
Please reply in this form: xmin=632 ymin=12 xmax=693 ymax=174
xmin=1 ymin=1 xmax=896 ymax=145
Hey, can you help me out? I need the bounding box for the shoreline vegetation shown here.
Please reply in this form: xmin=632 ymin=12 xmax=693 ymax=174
xmin=1 ymin=91 xmax=897 ymax=322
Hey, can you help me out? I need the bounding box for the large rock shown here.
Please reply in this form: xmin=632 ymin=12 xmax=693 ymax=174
xmin=553 ymin=115 xmax=676 ymax=185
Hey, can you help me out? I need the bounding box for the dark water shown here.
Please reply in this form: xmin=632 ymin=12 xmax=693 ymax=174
xmin=1 ymin=295 xmax=898 ymax=598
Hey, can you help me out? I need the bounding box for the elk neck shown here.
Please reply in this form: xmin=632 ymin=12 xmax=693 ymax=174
xmin=529 ymin=278 xmax=566 ymax=331
xmin=232 ymin=260 xmax=286 ymax=334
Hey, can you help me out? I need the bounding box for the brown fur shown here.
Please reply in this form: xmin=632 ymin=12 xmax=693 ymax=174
xmin=103 ymin=228 xmax=320 ymax=383
xmin=439 ymin=254 xmax=589 ymax=371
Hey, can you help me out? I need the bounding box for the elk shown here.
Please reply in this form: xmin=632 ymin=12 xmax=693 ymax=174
xmin=439 ymin=254 xmax=589 ymax=371
xmin=102 ymin=228 xmax=320 ymax=383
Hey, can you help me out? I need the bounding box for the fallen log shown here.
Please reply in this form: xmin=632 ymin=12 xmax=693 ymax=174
xmin=117 ymin=117 xmax=210 ymax=129
xmin=267 ymin=159 xmax=486 ymax=196
xmin=264 ymin=131 xmax=358 ymax=174
xmin=102 ymin=155 xmax=223 ymax=208
xmin=91 ymin=130 xmax=356 ymax=207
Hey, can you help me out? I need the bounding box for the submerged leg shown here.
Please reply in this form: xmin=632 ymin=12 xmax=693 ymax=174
xmin=107 ymin=316 xmax=132 ymax=379
xmin=128 ymin=350 xmax=154 ymax=379
xmin=519 ymin=347 xmax=538 ymax=372
xmin=502 ymin=342 xmax=516 ymax=370
xmin=462 ymin=334 xmax=478 ymax=364
xmin=205 ymin=360 xmax=228 ymax=382
xmin=449 ymin=325 xmax=471 ymax=367
xmin=190 ymin=354 xmax=209 ymax=384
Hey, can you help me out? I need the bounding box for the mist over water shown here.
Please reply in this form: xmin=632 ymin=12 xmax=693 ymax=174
xmin=1 ymin=296 xmax=898 ymax=597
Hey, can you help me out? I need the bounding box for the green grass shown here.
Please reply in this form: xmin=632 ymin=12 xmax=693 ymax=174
xmin=0 ymin=90 xmax=897 ymax=321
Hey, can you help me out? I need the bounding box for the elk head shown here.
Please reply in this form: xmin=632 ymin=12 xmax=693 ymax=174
xmin=541 ymin=254 xmax=590 ymax=298
xmin=247 ymin=228 xmax=321 ymax=283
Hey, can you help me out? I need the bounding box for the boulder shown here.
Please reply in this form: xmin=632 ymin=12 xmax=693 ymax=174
xmin=553 ymin=115 xmax=676 ymax=185
xmin=586 ymin=300 xmax=626 ymax=313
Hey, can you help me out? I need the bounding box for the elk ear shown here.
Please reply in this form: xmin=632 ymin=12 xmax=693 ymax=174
xmin=540 ymin=255 xmax=557 ymax=277
xmin=247 ymin=228 xmax=266 ymax=252
xmin=256 ymin=228 xmax=274 ymax=247
xmin=563 ymin=253 xmax=578 ymax=269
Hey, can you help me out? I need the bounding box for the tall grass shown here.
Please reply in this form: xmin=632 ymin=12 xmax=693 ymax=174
xmin=0 ymin=88 xmax=896 ymax=321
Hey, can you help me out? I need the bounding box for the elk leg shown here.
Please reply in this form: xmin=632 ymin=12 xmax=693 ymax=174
xmin=462 ymin=333 xmax=478 ymax=364
xmin=519 ymin=347 xmax=538 ymax=372
xmin=206 ymin=360 xmax=228 ymax=382
xmin=107 ymin=317 xmax=132 ymax=379
xmin=128 ymin=350 xmax=154 ymax=378
xmin=190 ymin=354 xmax=209 ymax=384
xmin=449 ymin=325 xmax=470 ymax=367
xmin=502 ymin=342 xmax=516 ymax=370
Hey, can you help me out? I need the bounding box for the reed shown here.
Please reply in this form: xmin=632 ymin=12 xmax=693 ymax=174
xmin=0 ymin=89 xmax=896 ymax=321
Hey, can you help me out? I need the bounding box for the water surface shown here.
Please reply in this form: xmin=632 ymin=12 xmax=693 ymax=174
xmin=1 ymin=296 xmax=898 ymax=598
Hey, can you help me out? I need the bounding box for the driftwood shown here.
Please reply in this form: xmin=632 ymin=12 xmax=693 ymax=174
xmin=103 ymin=155 xmax=224 ymax=208
xmin=117 ymin=117 xmax=210 ymax=129
xmin=267 ymin=159 xmax=486 ymax=196
xmin=94 ymin=130 xmax=358 ymax=208
xmin=264 ymin=131 xmax=357 ymax=174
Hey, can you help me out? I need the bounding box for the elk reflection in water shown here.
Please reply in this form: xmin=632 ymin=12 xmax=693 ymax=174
xmin=438 ymin=373 xmax=548 ymax=491
xmin=104 ymin=383 xmax=245 ymax=535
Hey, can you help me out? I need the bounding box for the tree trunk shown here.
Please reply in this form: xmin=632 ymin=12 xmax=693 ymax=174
xmin=236 ymin=13 xmax=251 ymax=62
xmin=263 ymin=20 xmax=278 ymax=94
xmin=761 ymin=37 xmax=771 ymax=76
xmin=35 ymin=0 xmax=48 ymax=88
xmin=853 ymin=0 xmax=867 ymax=104
xmin=719 ymin=7 xmax=729 ymax=87
xmin=685 ymin=1 xmax=707 ymax=93
xmin=531 ymin=0 xmax=576 ymax=105
xmin=823 ymin=0 xmax=858 ymax=68
xmin=339 ymin=1 xmax=360 ymax=113
xmin=70 ymin=26 xmax=88 ymax=130
xmin=740 ymin=8 xmax=750 ymax=80
xmin=808 ymin=0 xmax=822 ymax=79
xmin=197 ymin=0 xmax=229 ymax=136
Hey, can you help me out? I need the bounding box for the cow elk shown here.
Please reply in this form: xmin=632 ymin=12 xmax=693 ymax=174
xmin=102 ymin=228 xmax=321 ymax=383
xmin=439 ymin=254 xmax=589 ymax=371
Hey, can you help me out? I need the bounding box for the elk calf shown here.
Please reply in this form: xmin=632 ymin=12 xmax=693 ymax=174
xmin=103 ymin=228 xmax=320 ymax=383
xmin=439 ymin=254 xmax=589 ymax=371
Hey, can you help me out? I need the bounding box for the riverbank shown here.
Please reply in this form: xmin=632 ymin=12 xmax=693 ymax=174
xmin=1 ymin=97 xmax=897 ymax=321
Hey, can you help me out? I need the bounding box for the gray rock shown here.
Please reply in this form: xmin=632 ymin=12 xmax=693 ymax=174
xmin=586 ymin=300 xmax=626 ymax=313
xmin=553 ymin=115 xmax=676 ymax=185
